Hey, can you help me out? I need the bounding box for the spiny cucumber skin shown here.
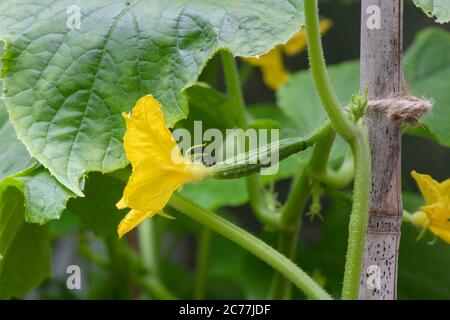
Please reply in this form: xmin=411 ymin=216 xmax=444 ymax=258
xmin=210 ymin=139 xmax=308 ymax=179
xmin=209 ymin=121 xmax=334 ymax=179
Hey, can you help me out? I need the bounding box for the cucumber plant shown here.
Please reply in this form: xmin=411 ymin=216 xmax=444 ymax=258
xmin=0 ymin=0 xmax=449 ymax=300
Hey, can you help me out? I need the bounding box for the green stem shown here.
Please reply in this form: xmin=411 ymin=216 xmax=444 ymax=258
xmin=280 ymin=166 xmax=312 ymax=230
xmin=320 ymin=151 xmax=354 ymax=188
xmin=403 ymin=210 xmax=413 ymax=223
xmin=341 ymin=129 xmax=371 ymax=300
xmin=270 ymin=133 xmax=335 ymax=299
xmin=308 ymin=132 xmax=337 ymax=176
xmin=138 ymin=219 xmax=159 ymax=277
xmin=169 ymin=194 xmax=332 ymax=300
xmin=221 ymin=50 xmax=279 ymax=229
xmin=280 ymin=132 xmax=334 ymax=228
xmin=221 ymin=50 xmax=247 ymax=129
xmin=194 ymin=227 xmax=212 ymax=300
xmin=308 ymin=132 xmax=354 ymax=189
xmin=137 ymin=219 xmax=178 ymax=300
xmin=269 ymin=231 xmax=300 ymax=299
xmin=304 ymin=0 xmax=371 ymax=300
xmin=269 ymin=170 xmax=309 ymax=299
xmin=304 ymin=0 xmax=356 ymax=141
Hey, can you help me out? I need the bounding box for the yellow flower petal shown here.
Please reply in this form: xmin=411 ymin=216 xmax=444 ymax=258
xmin=421 ymin=198 xmax=450 ymax=227
xmin=118 ymin=209 xmax=158 ymax=238
xmin=122 ymin=95 xmax=184 ymax=168
xmin=259 ymin=50 xmax=289 ymax=90
xmin=439 ymin=179 xmax=450 ymax=198
xmin=244 ymin=48 xmax=289 ymax=90
xmin=283 ymin=19 xmax=332 ymax=56
xmin=116 ymin=197 xmax=127 ymax=210
xmin=412 ymin=197 xmax=450 ymax=244
xmin=411 ymin=170 xmax=441 ymax=204
xmin=410 ymin=170 xmax=450 ymax=244
xmin=120 ymin=157 xmax=200 ymax=213
xmin=117 ymin=95 xmax=208 ymax=237
xmin=428 ymin=226 xmax=450 ymax=245
xmin=282 ymin=30 xmax=306 ymax=56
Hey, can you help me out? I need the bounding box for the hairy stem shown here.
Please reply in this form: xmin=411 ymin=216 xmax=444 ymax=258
xmin=320 ymin=151 xmax=354 ymax=188
xmin=169 ymin=194 xmax=332 ymax=300
xmin=220 ymin=50 xmax=279 ymax=228
xmin=220 ymin=50 xmax=248 ymax=129
xmin=341 ymin=128 xmax=371 ymax=299
xmin=270 ymin=132 xmax=335 ymax=299
xmin=304 ymin=0 xmax=371 ymax=299
xmin=304 ymin=0 xmax=356 ymax=141
xmin=269 ymin=169 xmax=309 ymax=299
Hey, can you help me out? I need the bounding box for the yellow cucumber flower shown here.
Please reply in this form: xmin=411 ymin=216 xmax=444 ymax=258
xmin=243 ymin=47 xmax=289 ymax=91
xmin=243 ymin=19 xmax=331 ymax=90
xmin=410 ymin=171 xmax=450 ymax=244
xmin=116 ymin=95 xmax=209 ymax=237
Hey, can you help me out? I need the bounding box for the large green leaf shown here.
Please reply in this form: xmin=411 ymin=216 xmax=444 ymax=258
xmin=413 ymin=0 xmax=450 ymax=23
xmin=11 ymin=169 xmax=75 ymax=224
xmin=404 ymin=28 xmax=450 ymax=147
xmin=0 ymin=101 xmax=75 ymax=225
xmin=0 ymin=41 xmax=35 ymax=178
xmin=0 ymin=99 xmax=74 ymax=296
xmin=0 ymin=165 xmax=75 ymax=229
xmin=0 ymin=186 xmax=51 ymax=299
xmin=0 ymin=0 xmax=305 ymax=196
xmin=180 ymin=179 xmax=248 ymax=211
xmin=1 ymin=34 xmax=74 ymax=225
xmin=0 ymin=89 xmax=34 ymax=180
